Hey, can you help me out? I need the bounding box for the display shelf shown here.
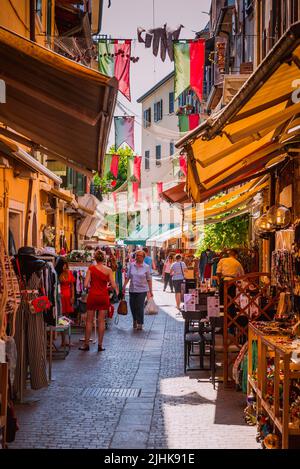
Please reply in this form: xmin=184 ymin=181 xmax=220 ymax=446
xmin=248 ymin=322 xmax=300 ymax=448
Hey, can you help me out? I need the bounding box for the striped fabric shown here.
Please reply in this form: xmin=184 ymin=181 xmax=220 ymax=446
xmin=13 ymin=272 xmax=48 ymax=398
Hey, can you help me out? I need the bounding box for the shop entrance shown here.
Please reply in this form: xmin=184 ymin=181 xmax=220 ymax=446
xmin=9 ymin=210 xmax=22 ymax=254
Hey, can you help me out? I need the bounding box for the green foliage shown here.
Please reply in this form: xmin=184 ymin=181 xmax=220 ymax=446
xmin=196 ymin=214 xmax=250 ymax=254
xmin=93 ymin=145 xmax=135 ymax=192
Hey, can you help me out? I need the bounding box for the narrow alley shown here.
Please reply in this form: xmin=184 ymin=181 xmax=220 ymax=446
xmin=10 ymin=278 xmax=258 ymax=450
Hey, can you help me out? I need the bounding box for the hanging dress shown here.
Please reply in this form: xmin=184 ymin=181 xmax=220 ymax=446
xmin=86 ymin=266 xmax=110 ymax=311
xmin=60 ymin=270 xmax=75 ymax=314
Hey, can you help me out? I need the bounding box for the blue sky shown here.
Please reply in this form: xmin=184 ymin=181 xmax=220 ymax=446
xmin=101 ymin=0 xmax=211 ymax=153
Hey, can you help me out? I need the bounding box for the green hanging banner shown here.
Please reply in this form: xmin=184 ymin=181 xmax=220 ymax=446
xmin=103 ymin=154 xmax=113 ymax=177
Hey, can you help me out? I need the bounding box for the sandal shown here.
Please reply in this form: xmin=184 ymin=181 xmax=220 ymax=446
xmin=78 ymin=344 xmax=89 ymax=351
xmin=98 ymin=346 xmax=106 ymax=352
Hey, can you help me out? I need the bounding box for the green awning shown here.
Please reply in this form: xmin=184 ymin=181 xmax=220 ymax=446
xmin=124 ymin=224 xmax=176 ymax=246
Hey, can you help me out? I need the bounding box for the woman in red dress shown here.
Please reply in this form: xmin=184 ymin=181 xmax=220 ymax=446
xmin=79 ymin=250 xmax=118 ymax=352
xmin=59 ymin=260 xmax=75 ymax=315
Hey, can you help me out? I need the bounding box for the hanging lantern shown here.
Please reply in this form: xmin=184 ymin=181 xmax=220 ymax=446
xmin=266 ymin=205 xmax=291 ymax=230
xmin=253 ymin=214 xmax=275 ymax=237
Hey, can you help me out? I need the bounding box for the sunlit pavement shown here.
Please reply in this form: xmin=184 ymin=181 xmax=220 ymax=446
xmin=10 ymin=276 xmax=259 ymax=449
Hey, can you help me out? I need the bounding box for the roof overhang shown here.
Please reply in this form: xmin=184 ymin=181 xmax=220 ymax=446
xmin=160 ymin=182 xmax=191 ymax=207
xmin=0 ymin=26 xmax=118 ymax=174
xmin=0 ymin=135 xmax=62 ymax=184
xmin=176 ymin=22 xmax=300 ymax=202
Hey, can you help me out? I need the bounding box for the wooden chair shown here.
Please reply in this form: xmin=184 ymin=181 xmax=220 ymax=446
xmin=182 ymin=309 xmax=207 ymax=372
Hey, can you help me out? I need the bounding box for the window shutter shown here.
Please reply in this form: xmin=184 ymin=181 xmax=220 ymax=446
xmin=169 ymin=92 xmax=174 ymax=113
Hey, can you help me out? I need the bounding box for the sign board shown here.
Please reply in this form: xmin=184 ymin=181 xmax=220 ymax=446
xmin=184 ymin=294 xmax=196 ymax=312
xmin=207 ymin=296 xmax=220 ymax=317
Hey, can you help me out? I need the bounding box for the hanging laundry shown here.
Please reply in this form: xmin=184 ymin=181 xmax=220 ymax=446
xmin=179 ymin=154 xmax=187 ymax=176
xmin=110 ymin=154 xmax=119 ymax=178
xmin=174 ymin=39 xmax=205 ymax=100
xmin=114 ymin=116 xmax=135 ymax=151
xmin=98 ymin=40 xmax=131 ymax=101
xmin=178 ymin=114 xmax=200 ymax=132
xmin=133 ymin=156 xmax=142 ymax=182
xmin=137 ymin=24 xmax=183 ymax=62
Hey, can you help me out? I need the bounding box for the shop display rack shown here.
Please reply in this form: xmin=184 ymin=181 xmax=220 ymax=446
xmin=248 ymin=322 xmax=300 ymax=448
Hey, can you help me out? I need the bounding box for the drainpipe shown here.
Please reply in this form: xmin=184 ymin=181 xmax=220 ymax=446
xmin=29 ymin=0 xmax=36 ymax=42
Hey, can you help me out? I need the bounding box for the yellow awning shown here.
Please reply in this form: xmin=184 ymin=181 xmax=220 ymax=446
xmin=177 ymin=22 xmax=300 ymax=202
xmin=184 ymin=179 xmax=268 ymax=222
xmin=0 ymin=26 xmax=117 ymax=173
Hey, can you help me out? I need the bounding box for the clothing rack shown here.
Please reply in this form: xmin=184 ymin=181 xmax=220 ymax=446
xmin=18 ymin=255 xmax=56 ymax=404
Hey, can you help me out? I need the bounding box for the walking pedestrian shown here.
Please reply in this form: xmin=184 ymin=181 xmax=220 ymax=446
xmin=57 ymin=259 xmax=75 ymax=316
xmin=170 ymin=254 xmax=187 ymax=310
xmin=56 ymin=258 xmax=75 ymax=347
xmin=123 ymin=250 xmax=153 ymax=331
xmin=79 ymin=250 xmax=118 ymax=352
xmin=162 ymin=254 xmax=174 ymax=292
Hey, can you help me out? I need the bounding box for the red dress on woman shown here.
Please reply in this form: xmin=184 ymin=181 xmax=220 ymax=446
xmin=60 ymin=271 xmax=75 ymax=314
xmin=86 ymin=266 xmax=110 ymax=311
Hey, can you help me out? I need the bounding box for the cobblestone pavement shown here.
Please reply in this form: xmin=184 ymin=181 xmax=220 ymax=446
xmin=10 ymin=277 xmax=259 ymax=449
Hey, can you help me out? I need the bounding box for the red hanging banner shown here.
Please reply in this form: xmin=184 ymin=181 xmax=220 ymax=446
xmin=133 ymin=182 xmax=139 ymax=204
xmin=179 ymin=155 xmax=187 ymax=176
xmin=110 ymin=154 xmax=119 ymax=178
xmin=190 ymin=39 xmax=205 ymax=102
xmin=133 ymin=156 xmax=142 ymax=182
xmin=157 ymin=182 xmax=163 ymax=200
xmin=114 ymin=42 xmax=131 ymax=101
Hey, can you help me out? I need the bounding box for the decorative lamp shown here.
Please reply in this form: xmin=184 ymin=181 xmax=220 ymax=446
xmin=253 ymin=214 xmax=275 ymax=237
xmin=266 ymin=205 xmax=291 ymax=230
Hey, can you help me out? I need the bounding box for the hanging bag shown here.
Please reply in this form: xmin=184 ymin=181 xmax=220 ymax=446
xmin=117 ymin=299 xmax=128 ymax=315
xmin=145 ymin=297 xmax=158 ymax=315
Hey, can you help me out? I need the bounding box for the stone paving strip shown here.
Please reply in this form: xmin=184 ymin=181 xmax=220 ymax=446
xmin=10 ymin=277 xmax=259 ymax=449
